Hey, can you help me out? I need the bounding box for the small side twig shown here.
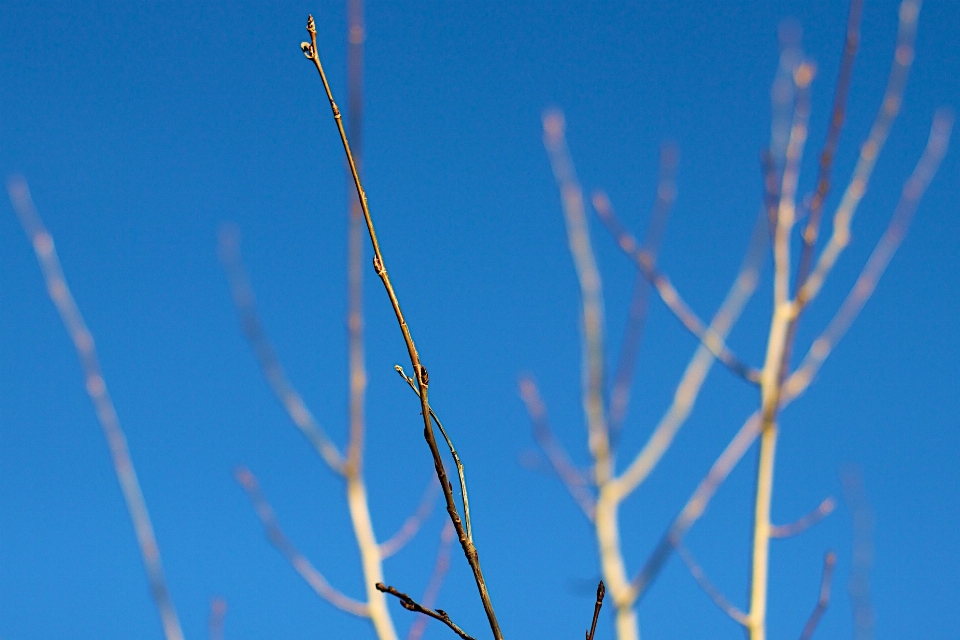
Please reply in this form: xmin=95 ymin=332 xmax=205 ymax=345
xmin=377 ymin=583 xmax=475 ymax=640
xmin=407 ymin=521 xmax=457 ymax=640
xmin=798 ymin=552 xmax=837 ymax=640
xmin=585 ymin=581 xmax=605 ymax=640
xmin=380 ymin=476 xmax=441 ymax=559
xmin=771 ymin=497 xmax=836 ymax=539
xmin=676 ymin=544 xmax=748 ymax=626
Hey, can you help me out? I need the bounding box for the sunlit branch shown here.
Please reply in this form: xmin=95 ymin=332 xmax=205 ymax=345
xmin=771 ymin=497 xmax=835 ymax=539
xmin=798 ymin=552 xmax=837 ymax=640
xmin=676 ymin=544 xmax=748 ymax=626
xmin=518 ymin=376 xmax=597 ymax=520
xmin=593 ymin=192 xmax=761 ymax=384
xmin=407 ymin=522 xmax=457 ymax=640
xmin=7 ymin=177 xmax=186 ymax=640
xmin=218 ymin=225 xmax=345 ymax=474
xmin=543 ymin=109 xmax=612 ymax=485
xmin=234 ymin=466 xmax=369 ymax=617
xmin=380 ymin=477 xmax=441 ymax=559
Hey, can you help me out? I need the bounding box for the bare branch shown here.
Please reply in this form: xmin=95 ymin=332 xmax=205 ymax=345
xmin=543 ymin=109 xmax=612 ymax=485
xmin=798 ymin=552 xmax=837 ymax=640
xmin=585 ymin=581 xmax=606 ymax=640
xmin=608 ymin=143 xmax=679 ymax=441
xmin=209 ymin=597 xmax=227 ymax=640
xmin=380 ymin=477 xmax=441 ymax=559
xmin=592 ymin=191 xmax=761 ymax=384
xmin=771 ymin=497 xmax=836 ymax=539
xmin=841 ymin=467 xmax=875 ymax=640
xmin=378 ymin=583 xmax=476 ymax=640
xmin=784 ymin=109 xmax=952 ymax=399
xmin=234 ymin=466 xmax=369 ymax=617
xmin=7 ymin=177 xmax=185 ymax=640
xmin=676 ymin=544 xmax=748 ymax=627
xmin=218 ymin=225 xmax=345 ymax=474
xmin=518 ymin=376 xmax=596 ymax=520
xmin=796 ymin=0 xmax=922 ymax=311
xmin=408 ymin=522 xmax=457 ymax=640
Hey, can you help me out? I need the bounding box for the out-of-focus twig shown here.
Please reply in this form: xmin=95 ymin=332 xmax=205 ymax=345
xmin=842 ymin=467 xmax=875 ymax=640
xmin=676 ymin=544 xmax=748 ymax=626
xmin=377 ymin=583 xmax=476 ymax=640
xmin=585 ymin=581 xmax=606 ymax=640
xmin=218 ymin=225 xmax=345 ymax=474
xmin=407 ymin=522 xmax=457 ymax=640
xmin=518 ymin=375 xmax=596 ymax=520
xmin=380 ymin=477 xmax=441 ymax=559
xmin=234 ymin=466 xmax=369 ymax=617
xmin=771 ymin=497 xmax=836 ymax=539
xmin=7 ymin=176 xmax=185 ymax=640
xmin=798 ymin=552 xmax=837 ymax=640
xmin=209 ymin=597 xmax=227 ymax=640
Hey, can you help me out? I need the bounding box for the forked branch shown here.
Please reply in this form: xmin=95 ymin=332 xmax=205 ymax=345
xmin=377 ymin=583 xmax=476 ymax=640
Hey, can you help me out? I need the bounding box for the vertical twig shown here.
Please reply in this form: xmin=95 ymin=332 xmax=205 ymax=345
xmin=7 ymin=177 xmax=185 ymax=640
xmin=842 ymin=468 xmax=875 ymax=640
xmin=798 ymin=552 xmax=837 ymax=640
xmin=585 ymin=581 xmax=605 ymax=640
xmin=407 ymin=522 xmax=457 ymax=640
xmin=209 ymin=597 xmax=227 ymax=640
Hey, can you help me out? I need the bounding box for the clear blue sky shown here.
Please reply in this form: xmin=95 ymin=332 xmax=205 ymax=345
xmin=2 ymin=1 xmax=959 ymax=639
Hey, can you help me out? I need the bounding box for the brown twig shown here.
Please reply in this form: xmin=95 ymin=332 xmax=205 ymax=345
xmin=209 ymin=597 xmax=227 ymax=640
xmin=798 ymin=552 xmax=837 ymax=640
xmin=607 ymin=143 xmax=678 ymax=442
xmin=7 ymin=177 xmax=185 ymax=640
xmin=676 ymin=544 xmax=748 ymax=626
xmin=218 ymin=225 xmax=345 ymax=474
xmin=380 ymin=477 xmax=441 ymax=559
xmin=518 ymin=375 xmax=596 ymax=520
xmin=585 ymin=581 xmax=606 ymax=640
xmin=592 ymin=191 xmax=761 ymax=384
xmin=301 ymin=20 xmax=502 ymax=639
xmin=377 ymin=583 xmax=476 ymax=640
xmin=234 ymin=466 xmax=369 ymax=617
xmin=771 ymin=497 xmax=836 ymax=539
xmin=407 ymin=522 xmax=457 ymax=640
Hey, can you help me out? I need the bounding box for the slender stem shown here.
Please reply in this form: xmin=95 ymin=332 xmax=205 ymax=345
xmin=798 ymin=552 xmax=837 ymax=640
xmin=380 ymin=477 xmax=441 ymax=559
xmin=585 ymin=581 xmax=605 ymax=640
xmin=770 ymin=497 xmax=835 ymax=539
xmin=302 ymin=19 xmax=502 ymax=640
xmin=378 ymin=583 xmax=476 ymax=640
xmin=676 ymin=544 xmax=748 ymax=626
xmin=407 ymin=522 xmax=456 ymax=640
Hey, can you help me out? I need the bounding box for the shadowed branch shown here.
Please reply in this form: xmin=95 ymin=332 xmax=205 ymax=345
xmin=378 ymin=583 xmax=476 ymax=640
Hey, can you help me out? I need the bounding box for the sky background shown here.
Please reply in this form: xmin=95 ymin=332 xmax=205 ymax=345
xmin=2 ymin=1 xmax=959 ymax=639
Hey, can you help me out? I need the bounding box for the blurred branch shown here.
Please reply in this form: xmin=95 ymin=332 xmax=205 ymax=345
xmin=842 ymin=467 xmax=875 ymax=640
xmin=676 ymin=544 xmax=748 ymax=627
xmin=380 ymin=477 xmax=441 ymax=559
xmin=518 ymin=375 xmax=596 ymax=520
xmin=798 ymin=552 xmax=837 ymax=640
xmin=234 ymin=466 xmax=369 ymax=617
xmin=7 ymin=177 xmax=185 ymax=640
xmin=593 ymin=191 xmax=761 ymax=384
xmin=218 ymin=225 xmax=345 ymax=474
xmin=209 ymin=597 xmax=227 ymax=640
xmin=407 ymin=522 xmax=456 ymax=640
xmin=771 ymin=497 xmax=836 ymax=539
xmin=378 ymin=583 xmax=476 ymax=640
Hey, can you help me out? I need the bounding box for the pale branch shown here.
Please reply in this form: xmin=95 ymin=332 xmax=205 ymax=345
xmin=784 ymin=109 xmax=952 ymax=399
xmin=592 ymin=191 xmax=761 ymax=384
xmin=208 ymin=597 xmax=227 ymax=640
xmin=798 ymin=552 xmax=837 ymax=640
xmin=217 ymin=225 xmax=345 ymax=474
xmin=585 ymin=581 xmax=606 ymax=640
xmin=234 ymin=466 xmax=369 ymax=617
xmin=8 ymin=177 xmax=185 ymax=640
xmin=380 ymin=477 xmax=441 ymax=559
xmin=301 ymin=19 xmax=503 ymax=638
xmin=408 ymin=522 xmax=457 ymax=640
xmin=676 ymin=544 xmax=748 ymax=627
xmin=795 ymin=0 xmax=921 ymax=311
xmin=518 ymin=376 xmax=597 ymax=520
xmin=612 ymin=210 xmax=769 ymax=500
xmin=543 ymin=109 xmax=612 ymax=485
xmin=608 ymin=143 xmax=679 ymax=442
xmin=842 ymin=468 xmax=875 ymax=640
xmin=396 ymin=365 xmax=473 ymax=542
xmin=771 ymin=497 xmax=836 ymax=539
xmin=377 ymin=583 xmax=476 ymax=640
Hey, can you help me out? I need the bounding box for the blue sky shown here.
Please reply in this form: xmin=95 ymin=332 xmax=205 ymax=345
xmin=2 ymin=1 xmax=959 ymax=639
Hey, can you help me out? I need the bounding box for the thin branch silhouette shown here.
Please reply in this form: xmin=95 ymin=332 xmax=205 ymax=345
xmin=377 ymin=583 xmax=476 ymax=640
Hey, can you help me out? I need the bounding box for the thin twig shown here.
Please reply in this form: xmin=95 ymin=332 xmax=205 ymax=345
xmin=7 ymin=177 xmax=185 ymax=640
xmin=218 ymin=225 xmax=345 ymax=474
xmin=377 ymin=583 xmax=476 ymax=640
xmin=608 ymin=143 xmax=679 ymax=442
xmin=234 ymin=466 xmax=369 ymax=617
xmin=593 ymin=192 xmax=761 ymax=384
xmin=209 ymin=597 xmax=227 ymax=640
xmin=676 ymin=544 xmax=748 ymax=626
xmin=771 ymin=497 xmax=836 ymax=539
xmin=798 ymin=552 xmax=837 ymax=640
xmin=380 ymin=477 xmax=441 ymax=559
xmin=301 ymin=21 xmax=503 ymax=639
xmin=396 ymin=365 xmax=474 ymax=542
xmin=842 ymin=467 xmax=875 ymax=640
xmin=518 ymin=376 xmax=596 ymax=520
xmin=407 ymin=522 xmax=457 ymax=640
xmin=585 ymin=581 xmax=605 ymax=640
